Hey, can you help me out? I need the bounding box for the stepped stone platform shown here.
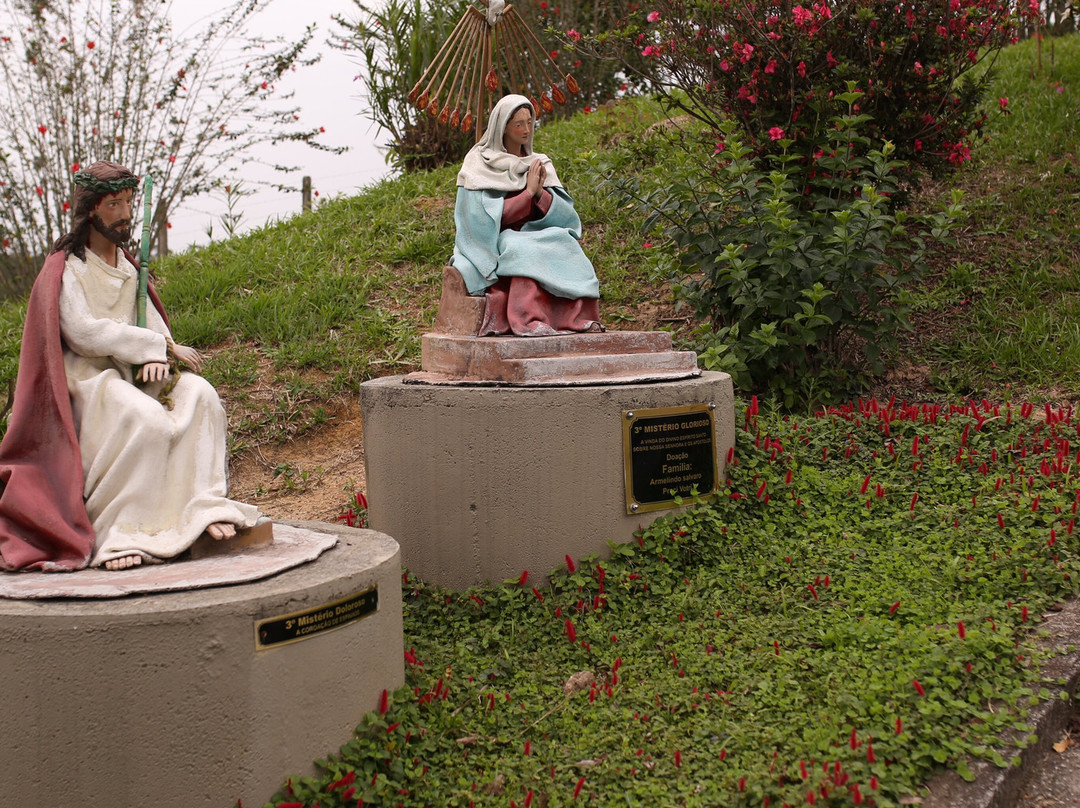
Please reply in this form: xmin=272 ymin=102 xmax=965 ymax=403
xmin=406 ymin=267 xmax=699 ymax=386
xmin=0 ymin=521 xmax=403 ymax=808
xmin=407 ymin=330 xmax=701 ymax=386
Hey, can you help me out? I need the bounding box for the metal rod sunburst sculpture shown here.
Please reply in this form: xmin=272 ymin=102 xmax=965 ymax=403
xmin=409 ymin=0 xmax=580 ymax=142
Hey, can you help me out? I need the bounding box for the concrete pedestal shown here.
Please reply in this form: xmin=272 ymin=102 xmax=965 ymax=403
xmin=361 ymin=372 xmax=734 ymax=589
xmin=0 ymin=521 xmax=403 ymax=808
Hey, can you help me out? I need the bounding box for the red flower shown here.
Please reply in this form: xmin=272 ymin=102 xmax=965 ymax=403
xmin=896 ymin=717 xmax=903 ymax=734
xmin=35 ymin=186 xmax=43 ymax=196
xmin=378 ymin=689 xmax=388 ymax=714
xmin=517 ymin=570 xmax=529 ymax=586
xmin=328 ymin=770 xmax=356 ymax=791
xmin=573 ymin=776 xmax=585 ymax=800
xmin=565 ymin=555 xmax=576 ymax=573
xmin=674 ymin=750 xmax=682 ymax=767
xmin=86 ymin=41 xmax=95 ymax=49
xmin=37 ymin=124 xmax=46 ymax=134
xmin=913 ymin=679 xmax=925 ymax=696
xmin=62 ymin=201 xmax=70 ymax=211
xmin=565 ymin=619 xmax=577 ymax=642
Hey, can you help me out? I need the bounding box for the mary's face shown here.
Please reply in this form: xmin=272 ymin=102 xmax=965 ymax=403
xmin=502 ymin=107 xmax=533 ymax=155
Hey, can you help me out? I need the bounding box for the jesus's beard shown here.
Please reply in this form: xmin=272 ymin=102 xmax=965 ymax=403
xmin=90 ymin=213 xmax=132 ymax=246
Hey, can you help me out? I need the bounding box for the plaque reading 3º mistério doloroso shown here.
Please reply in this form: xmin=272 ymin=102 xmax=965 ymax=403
xmin=623 ymin=403 xmax=717 ymax=514
xmin=255 ymin=586 xmax=378 ymax=650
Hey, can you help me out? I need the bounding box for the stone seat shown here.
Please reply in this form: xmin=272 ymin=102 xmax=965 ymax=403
xmin=407 ymin=267 xmax=701 ymax=386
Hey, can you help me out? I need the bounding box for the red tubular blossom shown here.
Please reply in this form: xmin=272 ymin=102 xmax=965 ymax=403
xmin=565 ymin=555 xmax=576 ymax=573
xmin=675 ymin=750 xmax=682 ymax=767
xmin=850 ymin=727 xmax=858 ymax=749
xmin=378 ymin=689 xmax=389 ymax=714
xmin=573 ymin=776 xmax=586 ymax=800
xmin=890 ymin=601 xmax=900 ymax=614
xmin=565 ymin=619 xmax=577 ymax=642
xmin=866 ymin=743 xmax=876 ymax=763
xmin=807 ymin=584 xmax=819 ymax=601
xmin=957 ymin=621 xmax=966 ymax=639
xmin=517 ymin=570 xmax=529 ymax=586
xmin=913 ymin=679 xmax=925 ymax=696
xmin=896 ymin=717 xmax=903 ymax=735
xmin=328 ymin=770 xmax=356 ymax=791
xmin=531 ymin=587 xmax=544 ymax=602
xmin=910 ymin=492 xmax=919 ymax=510
xmin=860 ymin=474 xmax=871 ymax=495
xmin=1022 ymin=605 xmax=1029 ymax=622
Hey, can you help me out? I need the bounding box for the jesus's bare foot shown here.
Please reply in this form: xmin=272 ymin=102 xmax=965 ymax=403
xmin=206 ymin=522 xmax=237 ymax=541
xmin=104 ymin=554 xmax=142 ymax=571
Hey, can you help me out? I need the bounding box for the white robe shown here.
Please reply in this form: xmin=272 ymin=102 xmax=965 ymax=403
xmin=58 ymin=250 xmax=260 ymax=567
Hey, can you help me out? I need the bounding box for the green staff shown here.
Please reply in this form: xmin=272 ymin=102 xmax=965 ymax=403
xmin=137 ymin=174 xmax=152 ymax=328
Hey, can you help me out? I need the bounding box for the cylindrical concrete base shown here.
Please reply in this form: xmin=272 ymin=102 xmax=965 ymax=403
xmin=361 ymin=372 xmax=734 ymax=589
xmin=0 ymin=521 xmax=403 ymax=808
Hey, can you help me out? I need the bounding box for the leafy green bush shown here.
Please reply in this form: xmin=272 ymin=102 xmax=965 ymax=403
xmin=331 ymin=0 xmax=475 ymax=172
xmin=609 ymin=90 xmax=965 ymax=404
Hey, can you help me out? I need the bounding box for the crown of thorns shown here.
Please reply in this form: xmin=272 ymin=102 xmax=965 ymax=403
xmin=72 ymin=170 xmax=139 ymax=195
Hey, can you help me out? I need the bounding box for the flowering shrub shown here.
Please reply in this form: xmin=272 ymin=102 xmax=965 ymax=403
xmin=605 ymin=0 xmax=1038 ymax=179
xmin=517 ymin=0 xmax=654 ymax=117
xmin=607 ymin=92 xmax=965 ymax=404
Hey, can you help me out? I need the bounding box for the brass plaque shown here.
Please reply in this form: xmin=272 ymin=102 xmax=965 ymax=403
xmin=623 ymin=404 xmax=717 ymax=514
xmin=255 ymin=586 xmax=378 ymax=650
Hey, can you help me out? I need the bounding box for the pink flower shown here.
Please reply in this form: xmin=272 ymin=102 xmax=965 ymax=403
xmin=643 ymin=241 xmax=653 ymax=248
xmin=764 ymin=59 xmax=777 ymax=74
xmin=797 ymin=60 xmax=807 ymax=78
xmin=641 ymin=45 xmax=659 ymax=57
xmin=768 ymin=126 xmax=785 ymax=140
xmin=566 ymin=28 xmax=581 ymax=42
xmin=826 ymin=51 xmax=838 ymax=67
xmin=647 ymin=10 xmax=661 ymax=22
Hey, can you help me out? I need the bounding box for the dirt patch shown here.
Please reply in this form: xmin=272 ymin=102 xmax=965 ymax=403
xmin=228 ymin=395 xmax=366 ymax=524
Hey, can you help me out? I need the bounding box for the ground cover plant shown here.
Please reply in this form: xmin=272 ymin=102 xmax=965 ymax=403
xmin=270 ymin=396 xmax=1080 ymax=807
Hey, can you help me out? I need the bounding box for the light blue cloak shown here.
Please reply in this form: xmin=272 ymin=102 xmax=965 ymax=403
xmin=450 ymin=186 xmax=600 ymax=300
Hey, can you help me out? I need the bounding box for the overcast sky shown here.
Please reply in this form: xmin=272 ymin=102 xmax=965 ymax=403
xmin=169 ymin=0 xmax=389 ymax=250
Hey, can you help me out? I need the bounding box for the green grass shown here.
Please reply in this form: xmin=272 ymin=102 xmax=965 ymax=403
xmin=901 ymin=34 xmax=1080 ymax=399
xmin=273 ymin=399 xmax=1079 ymax=807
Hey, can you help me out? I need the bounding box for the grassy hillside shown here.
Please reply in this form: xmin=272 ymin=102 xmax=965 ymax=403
xmin=1 ymin=36 xmax=1078 ymax=440
xmin=0 ymin=97 xmax=675 ymax=446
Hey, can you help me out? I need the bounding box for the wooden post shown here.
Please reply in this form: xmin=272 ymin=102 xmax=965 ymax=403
xmin=302 ymin=176 xmax=312 ymax=212
xmin=155 ymin=205 xmax=169 ymax=258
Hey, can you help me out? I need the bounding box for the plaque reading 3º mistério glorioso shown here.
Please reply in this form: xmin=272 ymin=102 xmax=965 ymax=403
xmin=623 ymin=403 xmax=717 ymax=514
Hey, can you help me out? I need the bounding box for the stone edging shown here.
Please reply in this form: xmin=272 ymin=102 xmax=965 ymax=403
xmin=919 ymin=597 xmax=1080 ymax=808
